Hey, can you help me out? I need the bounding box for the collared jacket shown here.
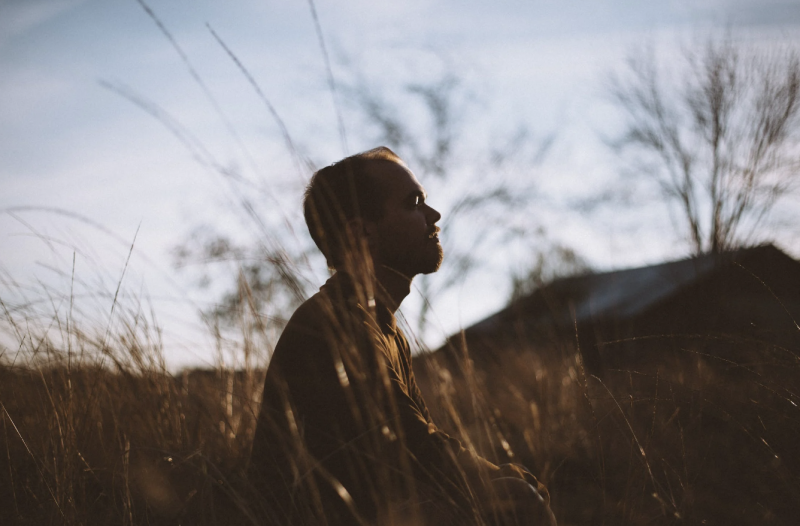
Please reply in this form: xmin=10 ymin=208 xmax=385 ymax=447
xmin=247 ymin=272 xmax=547 ymax=525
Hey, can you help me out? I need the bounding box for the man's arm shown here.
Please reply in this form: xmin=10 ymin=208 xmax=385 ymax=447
xmin=369 ymin=334 xmax=521 ymax=494
xmin=388 ymin=333 xmax=552 ymax=508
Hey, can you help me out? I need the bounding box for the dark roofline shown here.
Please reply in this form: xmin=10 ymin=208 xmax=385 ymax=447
xmin=462 ymin=243 xmax=797 ymax=338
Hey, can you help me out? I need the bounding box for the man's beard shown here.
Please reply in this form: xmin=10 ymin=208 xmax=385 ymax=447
xmin=381 ymin=240 xmax=443 ymax=278
xmin=420 ymin=241 xmax=444 ymax=275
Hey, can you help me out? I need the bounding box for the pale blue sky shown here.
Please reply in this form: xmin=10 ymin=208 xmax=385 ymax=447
xmin=2 ymin=0 xmax=800 ymax=367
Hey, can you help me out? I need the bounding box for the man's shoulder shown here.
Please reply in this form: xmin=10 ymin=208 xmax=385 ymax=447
xmin=273 ymin=280 xmax=357 ymax=346
xmin=279 ymin=290 xmax=331 ymax=342
xmin=265 ymin=292 xmax=329 ymax=378
xmin=267 ymin=280 xmax=365 ymax=379
xmin=288 ymin=290 xmax=326 ymax=322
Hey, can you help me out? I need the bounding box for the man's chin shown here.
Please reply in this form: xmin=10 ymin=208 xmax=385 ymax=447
xmin=420 ymin=264 xmax=441 ymax=275
xmin=386 ymin=251 xmax=443 ymax=278
xmin=382 ymin=243 xmax=443 ymax=277
xmin=420 ymin=245 xmax=444 ymax=275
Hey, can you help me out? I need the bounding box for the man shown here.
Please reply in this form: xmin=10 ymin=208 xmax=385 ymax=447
xmin=248 ymin=147 xmax=555 ymax=525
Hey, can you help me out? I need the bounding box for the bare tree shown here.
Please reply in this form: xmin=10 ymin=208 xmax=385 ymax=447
xmin=608 ymin=34 xmax=800 ymax=254
xmin=509 ymin=240 xmax=591 ymax=302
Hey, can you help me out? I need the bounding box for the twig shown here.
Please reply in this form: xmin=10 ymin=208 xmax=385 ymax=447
xmin=206 ymin=23 xmax=308 ymax=178
xmin=133 ymin=0 xmax=260 ymax=176
xmin=306 ymin=0 xmax=348 ymax=155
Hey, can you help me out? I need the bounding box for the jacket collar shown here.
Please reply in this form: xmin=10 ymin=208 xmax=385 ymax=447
xmin=322 ymin=271 xmax=397 ymax=336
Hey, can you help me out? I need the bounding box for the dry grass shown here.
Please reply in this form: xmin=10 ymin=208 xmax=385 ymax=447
xmin=419 ymin=330 xmax=800 ymax=525
xmin=3 ymin=290 xmax=799 ymax=526
xmin=0 ymin=284 xmax=264 ymax=525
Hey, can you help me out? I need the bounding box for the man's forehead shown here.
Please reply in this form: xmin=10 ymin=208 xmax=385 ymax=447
xmin=365 ymin=159 xmax=424 ymax=196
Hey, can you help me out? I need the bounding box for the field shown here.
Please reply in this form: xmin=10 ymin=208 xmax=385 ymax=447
xmin=5 ymin=2 xmax=800 ymax=524
xmin=2 ymin=291 xmax=799 ymax=525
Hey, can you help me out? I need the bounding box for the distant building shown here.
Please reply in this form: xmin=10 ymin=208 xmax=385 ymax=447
xmin=435 ymin=244 xmax=800 ymax=374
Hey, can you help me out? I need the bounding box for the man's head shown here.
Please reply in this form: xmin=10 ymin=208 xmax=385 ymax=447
xmin=304 ymin=147 xmax=443 ymax=277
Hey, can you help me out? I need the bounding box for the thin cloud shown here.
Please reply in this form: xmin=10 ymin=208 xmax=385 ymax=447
xmin=0 ymin=0 xmax=87 ymax=48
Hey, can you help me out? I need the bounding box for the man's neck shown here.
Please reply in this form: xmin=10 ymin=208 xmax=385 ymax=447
xmin=374 ymin=265 xmax=413 ymax=314
xmin=334 ymin=261 xmax=412 ymax=314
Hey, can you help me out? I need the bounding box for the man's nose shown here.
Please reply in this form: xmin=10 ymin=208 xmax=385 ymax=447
xmin=425 ymin=205 xmax=441 ymax=224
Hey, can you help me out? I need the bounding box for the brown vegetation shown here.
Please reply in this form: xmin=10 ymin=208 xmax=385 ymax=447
xmin=2 ymin=304 xmax=799 ymax=524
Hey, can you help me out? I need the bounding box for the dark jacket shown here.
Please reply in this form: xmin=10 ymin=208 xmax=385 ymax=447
xmin=247 ymin=272 xmax=547 ymax=525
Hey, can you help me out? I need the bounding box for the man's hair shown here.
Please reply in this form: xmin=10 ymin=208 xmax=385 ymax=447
xmin=303 ymin=146 xmax=405 ymax=268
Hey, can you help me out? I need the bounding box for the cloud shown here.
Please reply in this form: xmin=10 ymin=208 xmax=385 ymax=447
xmin=0 ymin=0 xmax=87 ymax=47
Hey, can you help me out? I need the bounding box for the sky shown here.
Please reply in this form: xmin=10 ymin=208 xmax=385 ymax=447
xmin=2 ymin=0 xmax=800 ymax=368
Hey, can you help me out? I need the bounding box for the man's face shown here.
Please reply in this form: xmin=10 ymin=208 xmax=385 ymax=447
xmin=367 ymin=160 xmax=443 ymax=277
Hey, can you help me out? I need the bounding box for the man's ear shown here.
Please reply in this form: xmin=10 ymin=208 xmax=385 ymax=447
xmin=347 ymin=217 xmax=378 ymax=239
xmin=343 ymin=218 xmax=378 ymax=249
xmin=362 ymin=220 xmax=378 ymax=248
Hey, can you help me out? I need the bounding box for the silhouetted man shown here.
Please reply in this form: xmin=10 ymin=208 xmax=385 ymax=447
xmin=248 ymin=147 xmax=555 ymax=525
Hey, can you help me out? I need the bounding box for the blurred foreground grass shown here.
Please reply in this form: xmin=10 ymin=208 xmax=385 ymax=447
xmin=2 ymin=293 xmax=799 ymax=525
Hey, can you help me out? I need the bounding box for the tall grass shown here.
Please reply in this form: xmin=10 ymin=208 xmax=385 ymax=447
xmin=417 ymin=329 xmax=800 ymax=524
xmin=0 ymin=269 xmax=264 ymax=525
xmin=3 ymin=260 xmax=800 ymax=525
